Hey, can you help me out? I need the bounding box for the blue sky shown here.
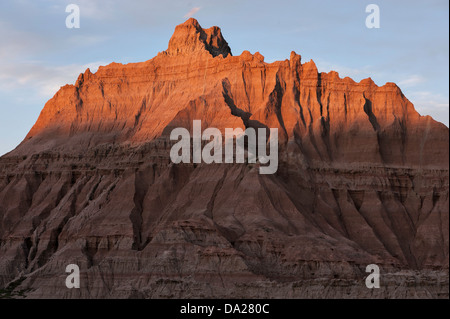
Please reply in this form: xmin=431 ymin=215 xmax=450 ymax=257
xmin=0 ymin=0 xmax=448 ymax=156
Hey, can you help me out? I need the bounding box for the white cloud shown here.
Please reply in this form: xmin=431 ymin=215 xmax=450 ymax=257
xmin=407 ymin=91 xmax=449 ymax=110
xmin=0 ymin=21 xmax=47 ymax=61
xmin=398 ymin=75 xmax=425 ymax=88
xmin=315 ymin=60 xmax=380 ymax=83
xmin=0 ymin=61 xmax=106 ymax=98
xmin=405 ymin=90 xmax=449 ymax=126
xmin=184 ymin=7 xmax=201 ymax=18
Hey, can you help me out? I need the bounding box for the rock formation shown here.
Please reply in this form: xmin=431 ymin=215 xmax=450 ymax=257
xmin=0 ymin=18 xmax=448 ymax=298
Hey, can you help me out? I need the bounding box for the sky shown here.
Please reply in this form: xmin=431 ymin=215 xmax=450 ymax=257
xmin=0 ymin=0 xmax=448 ymax=156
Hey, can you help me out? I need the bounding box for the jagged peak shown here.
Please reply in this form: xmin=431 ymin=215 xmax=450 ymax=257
xmin=166 ymin=18 xmax=232 ymax=58
xmin=301 ymin=59 xmax=318 ymax=76
xmin=182 ymin=17 xmax=201 ymax=28
xmin=359 ymin=77 xmax=376 ymax=86
xmin=303 ymin=59 xmax=317 ymax=68
xmin=75 ymin=68 xmax=94 ymax=88
xmin=239 ymin=50 xmax=264 ymax=63
xmin=290 ymin=51 xmax=301 ymax=62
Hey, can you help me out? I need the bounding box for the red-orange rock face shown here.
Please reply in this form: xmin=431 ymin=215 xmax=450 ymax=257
xmin=0 ymin=19 xmax=448 ymax=298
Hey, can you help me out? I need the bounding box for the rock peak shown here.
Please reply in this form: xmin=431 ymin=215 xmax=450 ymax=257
xmin=181 ymin=17 xmax=202 ymax=28
xmin=166 ymin=18 xmax=232 ymax=58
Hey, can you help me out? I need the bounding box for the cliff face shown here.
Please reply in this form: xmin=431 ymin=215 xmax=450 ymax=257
xmin=0 ymin=19 xmax=448 ymax=299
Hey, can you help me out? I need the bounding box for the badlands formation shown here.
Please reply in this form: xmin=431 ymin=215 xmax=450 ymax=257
xmin=0 ymin=19 xmax=448 ymax=298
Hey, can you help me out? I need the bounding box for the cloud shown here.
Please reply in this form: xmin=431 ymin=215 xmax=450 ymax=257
xmin=407 ymin=91 xmax=449 ymax=110
xmin=184 ymin=7 xmax=201 ymax=18
xmin=405 ymin=90 xmax=449 ymax=126
xmin=67 ymin=35 xmax=111 ymax=46
xmin=55 ymin=0 xmax=117 ymax=20
xmin=0 ymin=21 xmax=48 ymax=61
xmin=0 ymin=61 xmax=106 ymax=98
xmin=315 ymin=60 xmax=380 ymax=83
xmin=398 ymin=75 xmax=426 ymax=88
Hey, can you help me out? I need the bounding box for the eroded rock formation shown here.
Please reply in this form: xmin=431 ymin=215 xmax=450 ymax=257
xmin=0 ymin=18 xmax=448 ymax=298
